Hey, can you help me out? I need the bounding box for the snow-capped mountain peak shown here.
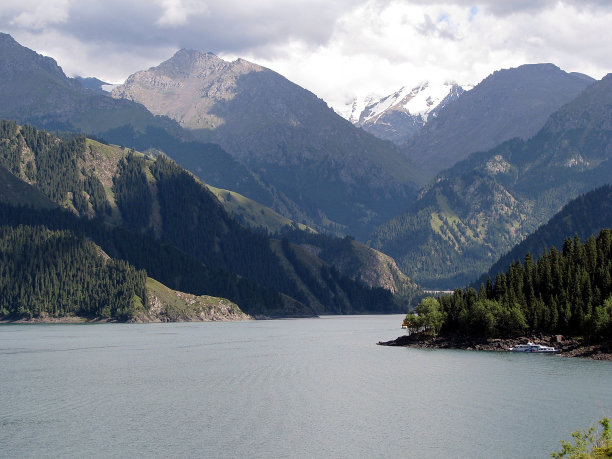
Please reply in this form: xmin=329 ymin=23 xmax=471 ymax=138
xmin=337 ymin=80 xmax=468 ymax=145
xmin=361 ymin=80 xmax=461 ymax=124
xmin=337 ymin=93 xmax=380 ymax=124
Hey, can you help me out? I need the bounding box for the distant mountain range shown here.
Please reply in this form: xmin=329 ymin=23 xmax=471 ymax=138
xmin=339 ymin=81 xmax=467 ymax=145
xmin=369 ymin=73 xmax=612 ymax=288
xmin=400 ymin=64 xmax=595 ymax=180
xmin=0 ymin=120 xmax=418 ymax=318
xmin=110 ymin=49 xmax=421 ymax=238
xmin=2 ymin=31 xmax=611 ymax=298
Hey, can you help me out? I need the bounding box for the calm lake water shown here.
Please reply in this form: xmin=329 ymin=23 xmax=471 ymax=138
xmin=1 ymin=315 xmax=611 ymax=458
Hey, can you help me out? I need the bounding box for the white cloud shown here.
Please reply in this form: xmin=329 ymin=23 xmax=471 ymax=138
xmin=0 ymin=0 xmax=611 ymax=111
xmin=235 ymin=0 xmax=612 ymax=110
xmin=154 ymin=0 xmax=209 ymax=26
xmin=6 ymin=0 xmax=69 ymax=29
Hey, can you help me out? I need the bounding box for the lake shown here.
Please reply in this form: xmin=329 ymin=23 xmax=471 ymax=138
xmin=1 ymin=315 xmax=611 ymax=458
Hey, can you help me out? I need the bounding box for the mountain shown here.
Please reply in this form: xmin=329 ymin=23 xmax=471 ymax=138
xmin=0 ymin=120 xmax=412 ymax=316
xmin=74 ymin=76 xmax=111 ymax=92
xmin=0 ymin=163 xmax=55 ymax=209
xmin=280 ymin=230 xmax=419 ymax=299
xmin=483 ymin=185 xmax=612 ymax=283
xmin=0 ymin=221 xmax=253 ymax=322
xmin=0 ymin=33 xmax=175 ymax=134
xmin=200 ymin=186 xmax=420 ymax=301
xmin=111 ymin=49 xmax=420 ymax=238
xmin=341 ymin=81 xmax=466 ymax=145
xmin=369 ymin=73 xmax=612 ymax=289
xmin=401 ymin=64 xmax=595 ymax=180
xmin=0 ymin=33 xmax=275 ymax=208
xmin=134 ymin=278 xmax=251 ymax=323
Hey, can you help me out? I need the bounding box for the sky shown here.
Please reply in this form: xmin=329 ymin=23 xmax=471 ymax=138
xmin=1 ymin=0 xmax=611 ymax=113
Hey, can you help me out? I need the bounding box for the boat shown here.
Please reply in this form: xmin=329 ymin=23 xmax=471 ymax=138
xmin=508 ymin=341 xmax=558 ymax=353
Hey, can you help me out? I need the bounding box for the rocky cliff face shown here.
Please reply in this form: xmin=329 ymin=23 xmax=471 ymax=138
xmin=112 ymin=50 xmax=265 ymax=131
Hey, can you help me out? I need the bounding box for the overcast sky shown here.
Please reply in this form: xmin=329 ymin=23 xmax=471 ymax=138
xmin=1 ymin=0 xmax=611 ymax=111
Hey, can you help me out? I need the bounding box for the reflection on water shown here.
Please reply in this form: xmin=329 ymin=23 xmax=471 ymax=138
xmin=1 ymin=317 xmax=611 ymax=458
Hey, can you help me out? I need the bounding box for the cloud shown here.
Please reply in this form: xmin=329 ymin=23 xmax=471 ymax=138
xmin=2 ymin=0 xmax=69 ymax=29
xmin=416 ymin=13 xmax=461 ymax=40
xmin=0 ymin=0 xmax=611 ymax=112
xmin=0 ymin=0 xmax=355 ymax=54
xmin=154 ymin=0 xmax=210 ymax=26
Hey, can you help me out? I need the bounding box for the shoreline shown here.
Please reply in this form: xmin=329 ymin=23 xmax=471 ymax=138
xmin=0 ymin=316 xmax=112 ymax=324
xmin=0 ymin=315 xmax=253 ymax=324
xmin=378 ymin=333 xmax=612 ymax=361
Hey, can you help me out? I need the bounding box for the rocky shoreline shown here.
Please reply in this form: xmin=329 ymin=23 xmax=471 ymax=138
xmin=378 ymin=333 xmax=612 ymax=361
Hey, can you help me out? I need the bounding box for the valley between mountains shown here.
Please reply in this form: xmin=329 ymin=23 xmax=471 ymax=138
xmin=0 ymin=32 xmax=611 ymax=325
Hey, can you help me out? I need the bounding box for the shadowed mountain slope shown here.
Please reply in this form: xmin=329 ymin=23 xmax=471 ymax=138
xmin=402 ymin=64 xmax=595 ymax=180
xmin=0 ymin=121 xmax=414 ymax=314
xmin=112 ymin=49 xmax=421 ymax=238
xmin=370 ymin=74 xmax=612 ymax=289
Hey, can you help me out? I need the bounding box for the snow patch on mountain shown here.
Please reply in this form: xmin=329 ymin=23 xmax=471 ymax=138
xmin=337 ymin=94 xmax=379 ymax=123
xmin=337 ymin=80 xmax=471 ymax=145
xmin=360 ymin=81 xmax=465 ymax=124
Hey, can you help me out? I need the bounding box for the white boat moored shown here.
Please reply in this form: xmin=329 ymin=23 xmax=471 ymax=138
xmin=508 ymin=341 xmax=558 ymax=353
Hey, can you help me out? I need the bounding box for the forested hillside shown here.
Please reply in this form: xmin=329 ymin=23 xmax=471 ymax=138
xmin=0 ymin=203 xmax=292 ymax=317
xmin=484 ymin=185 xmax=612 ymax=283
xmin=0 ymin=120 xmax=407 ymax=317
xmin=370 ymin=74 xmax=612 ymax=288
xmin=429 ymin=229 xmax=612 ymax=339
xmin=0 ymin=225 xmax=146 ymax=320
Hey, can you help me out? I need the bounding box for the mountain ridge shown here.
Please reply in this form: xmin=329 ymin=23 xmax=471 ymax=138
xmin=111 ymin=48 xmax=421 ymax=238
xmin=0 ymin=120 xmax=417 ymax=314
xmin=401 ymin=63 xmax=595 ymax=180
xmin=370 ymin=72 xmax=612 ymax=288
xmin=342 ymin=81 xmax=467 ymax=145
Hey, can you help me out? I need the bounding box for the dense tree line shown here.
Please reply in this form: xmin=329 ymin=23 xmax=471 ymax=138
xmin=483 ymin=185 xmax=612 ymax=284
xmin=0 ymin=121 xmax=402 ymax=316
xmin=0 ymin=203 xmax=286 ymax=316
xmin=418 ymin=229 xmax=612 ymax=339
xmin=0 ymin=120 xmax=111 ymax=219
xmin=0 ymin=224 xmax=146 ymax=320
xmin=113 ymin=153 xmax=153 ymax=231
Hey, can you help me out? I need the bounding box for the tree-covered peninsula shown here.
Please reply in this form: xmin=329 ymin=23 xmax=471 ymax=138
xmin=386 ymin=229 xmax=612 ymax=357
xmin=0 ymin=224 xmax=146 ymax=320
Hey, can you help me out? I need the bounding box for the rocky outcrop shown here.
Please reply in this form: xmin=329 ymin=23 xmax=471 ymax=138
xmin=378 ymin=333 xmax=612 ymax=360
xmin=130 ymin=278 xmax=252 ymax=323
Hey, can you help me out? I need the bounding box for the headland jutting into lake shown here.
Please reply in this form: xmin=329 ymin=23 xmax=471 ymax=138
xmin=378 ymin=333 xmax=612 ymax=360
